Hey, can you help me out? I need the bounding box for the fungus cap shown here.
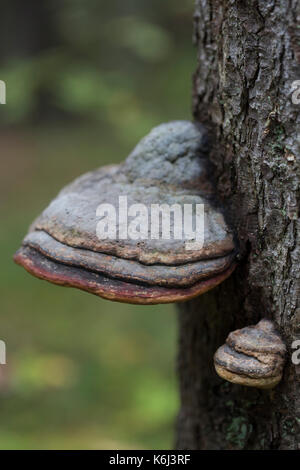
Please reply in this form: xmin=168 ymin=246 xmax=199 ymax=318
xmin=214 ymin=319 xmax=286 ymax=389
xmin=14 ymin=121 xmax=237 ymax=304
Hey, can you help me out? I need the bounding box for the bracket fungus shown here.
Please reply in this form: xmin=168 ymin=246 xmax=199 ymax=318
xmin=14 ymin=121 xmax=237 ymax=305
xmin=214 ymin=319 xmax=287 ymax=389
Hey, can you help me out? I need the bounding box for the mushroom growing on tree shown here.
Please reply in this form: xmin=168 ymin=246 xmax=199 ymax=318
xmin=14 ymin=121 xmax=238 ymax=304
xmin=214 ymin=319 xmax=287 ymax=389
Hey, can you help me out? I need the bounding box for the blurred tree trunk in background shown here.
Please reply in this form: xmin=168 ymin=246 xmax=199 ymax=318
xmin=176 ymin=0 xmax=300 ymax=450
xmin=0 ymin=0 xmax=56 ymax=61
xmin=0 ymin=0 xmax=58 ymax=121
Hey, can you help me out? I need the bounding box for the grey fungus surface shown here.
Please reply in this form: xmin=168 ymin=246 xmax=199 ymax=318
xmin=214 ymin=319 xmax=287 ymax=389
xmin=14 ymin=121 xmax=238 ymax=305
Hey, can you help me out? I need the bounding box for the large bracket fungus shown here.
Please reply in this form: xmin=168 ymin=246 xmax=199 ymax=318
xmin=14 ymin=121 xmax=237 ymax=304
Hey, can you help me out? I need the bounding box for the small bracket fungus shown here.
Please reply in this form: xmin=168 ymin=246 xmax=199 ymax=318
xmin=214 ymin=319 xmax=286 ymax=389
xmin=14 ymin=121 xmax=237 ymax=305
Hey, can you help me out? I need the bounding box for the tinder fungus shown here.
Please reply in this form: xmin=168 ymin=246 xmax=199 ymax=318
xmin=214 ymin=319 xmax=286 ymax=389
xmin=14 ymin=121 xmax=237 ymax=304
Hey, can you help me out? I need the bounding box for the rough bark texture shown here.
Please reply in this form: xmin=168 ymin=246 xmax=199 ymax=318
xmin=176 ymin=0 xmax=300 ymax=450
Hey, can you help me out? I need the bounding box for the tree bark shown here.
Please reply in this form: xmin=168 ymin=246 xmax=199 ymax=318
xmin=176 ymin=0 xmax=300 ymax=450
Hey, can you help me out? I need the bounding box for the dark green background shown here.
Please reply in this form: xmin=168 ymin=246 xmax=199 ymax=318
xmin=0 ymin=0 xmax=195 ymax=449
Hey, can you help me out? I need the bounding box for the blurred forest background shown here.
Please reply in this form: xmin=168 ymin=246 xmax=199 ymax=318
xmin=0 ymin=0 xmax=195 ymax=449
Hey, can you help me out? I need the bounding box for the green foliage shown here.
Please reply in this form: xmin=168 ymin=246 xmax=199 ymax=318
xmin=108 ymin=16 xmax=173 ymax=62
xmin=0 ymin=0 xmax=194 ymax=449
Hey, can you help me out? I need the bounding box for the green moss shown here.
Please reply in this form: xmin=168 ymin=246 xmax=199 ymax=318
xmin=225 ymin=416 xmax=253 ymax=449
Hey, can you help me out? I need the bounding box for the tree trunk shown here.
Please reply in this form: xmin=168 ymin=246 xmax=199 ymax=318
xmin=176 ymin=0 xmax=300 ymax=450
